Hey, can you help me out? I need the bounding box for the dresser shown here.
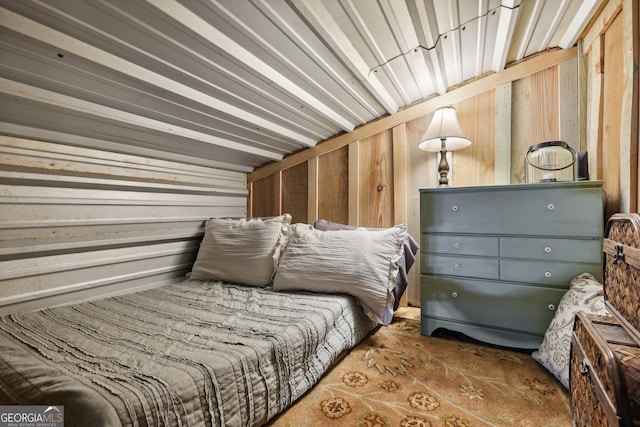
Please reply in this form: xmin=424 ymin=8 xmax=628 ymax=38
xmin=420 ymin=181 xmax=604 ymax=349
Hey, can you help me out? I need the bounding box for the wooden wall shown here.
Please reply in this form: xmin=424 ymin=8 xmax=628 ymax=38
xmin=582 ymin=0 xmax=639 ymax=217
xmin=248 ymin=0 xmax=639 ymax=307
xmin=0 ymin=136 xmax=247 ymax=314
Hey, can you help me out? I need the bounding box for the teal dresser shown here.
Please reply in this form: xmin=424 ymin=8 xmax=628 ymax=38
xmin=419 ymin=181 xmax=604 ymax=349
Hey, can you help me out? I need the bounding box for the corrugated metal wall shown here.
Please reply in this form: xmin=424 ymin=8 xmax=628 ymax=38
xmin=0 ymin=136 xmax=247 ymax=314
xmin=0 ymin=0 xmax=603 ymax=170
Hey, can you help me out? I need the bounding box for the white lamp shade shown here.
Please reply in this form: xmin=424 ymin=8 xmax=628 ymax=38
xmin=418 ymin=106 xmax=471 ymax=152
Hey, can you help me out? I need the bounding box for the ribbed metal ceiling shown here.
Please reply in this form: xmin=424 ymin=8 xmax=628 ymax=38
xmin=0 ymin=0 xmax=603 ymax=172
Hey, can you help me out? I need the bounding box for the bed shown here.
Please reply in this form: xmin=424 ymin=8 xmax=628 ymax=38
xmin=0 ymin=280 xmax=376 ymax=426
xmin=0 ymin=215 xmax=418 ymax=426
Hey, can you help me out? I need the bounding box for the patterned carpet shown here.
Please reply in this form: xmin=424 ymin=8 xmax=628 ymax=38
xmin=269 ymin=308 xmax=571 ymax=427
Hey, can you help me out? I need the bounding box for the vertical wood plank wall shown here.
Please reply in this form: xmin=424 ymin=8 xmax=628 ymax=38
xmin=0 ymin=136 xmax=247 ymax=314
xmin=320 ymin=147 xmax=349 ymax=223
xmin=583 ymin=0 xmax=639 ymax=215
xmin=248 ymin=15 xmax=639 ymax=307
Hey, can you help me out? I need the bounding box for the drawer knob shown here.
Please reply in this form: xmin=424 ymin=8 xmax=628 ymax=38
xmin=452 ymin=205 xmax=459 ymax=212
xmin=548 ymin=304 xmax=555 ymax=311
xmin=454 ymin=242 xmax=461 ymax=248
xmin=544 ymin=246 xmax=552 ymax=253
xmin=454 ymin=263 xmax=461 ymax=270
xmin=544 ymin=271 xmax=552 ymax=278
xmin=547 ymin=203 xmax=555 ymax=210
xmin=451 ymin=292 xmax=458 ymax=298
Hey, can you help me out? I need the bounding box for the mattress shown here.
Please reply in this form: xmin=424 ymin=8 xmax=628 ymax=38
xmin=0 ymin=280 xmax=376 ymax=426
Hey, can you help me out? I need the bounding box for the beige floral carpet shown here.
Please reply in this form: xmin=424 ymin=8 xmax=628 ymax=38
xmin=268 ymin=308 xmax=571 ymax=427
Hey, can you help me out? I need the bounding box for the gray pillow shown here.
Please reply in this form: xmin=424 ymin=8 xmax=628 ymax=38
xmin=313 ymin=219 xmax=419 ymax=310
xmin=274 ymin=223 xmax=407 ymax=324
xmin=190 ymin=214 xmax=291 ymax=286
xmin=531 ymin=273 xmax=610 ymax=388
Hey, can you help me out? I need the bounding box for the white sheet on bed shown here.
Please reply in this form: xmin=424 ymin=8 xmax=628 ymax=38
xmin=0 ymin=280 xmax=376 ymax=426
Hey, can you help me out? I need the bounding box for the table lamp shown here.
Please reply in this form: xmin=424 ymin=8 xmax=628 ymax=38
xmin=418 ymin=106 xmax=471 ymax=187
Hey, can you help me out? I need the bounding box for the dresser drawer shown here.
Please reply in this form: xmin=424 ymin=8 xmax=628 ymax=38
xmin=500 ymin=237 xmax=602 ymax=263
xmin=500 ymin=260 xmax=602 ymax=285
xmin=421 ymin=254 xmax=499 ymax=279
xmin=420 ymin=183 xmax=603 ymax=237
xmin=420 ymin=275 xmax=565 ymax=336
xmin=421 ymin=234 xmax=499 ymax=256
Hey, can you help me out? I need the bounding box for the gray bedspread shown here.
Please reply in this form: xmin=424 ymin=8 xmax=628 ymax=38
xmin=0 ymin=280 xmax=376 ymax=426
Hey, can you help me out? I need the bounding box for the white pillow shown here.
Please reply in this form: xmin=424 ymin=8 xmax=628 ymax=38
xmin=272 ymin=223 xmax=406 ymax=325
xmin=532 ymin=272 xmax=610 ymax=389
xmin=190 ymin=214 xmax=291 ymax=286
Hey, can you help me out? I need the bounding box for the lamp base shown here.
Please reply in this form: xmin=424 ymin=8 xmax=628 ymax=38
xmin=438 ymin=149 xmax=450 ymax=187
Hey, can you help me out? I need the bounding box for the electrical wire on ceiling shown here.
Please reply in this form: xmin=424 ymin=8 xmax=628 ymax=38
xmin=367 ymin=1 xmax=525 ymax=76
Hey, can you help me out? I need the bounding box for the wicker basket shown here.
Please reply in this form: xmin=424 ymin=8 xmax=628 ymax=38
xmin=570 ymin=313 xmax=640 ymax=427
xmin=603 ymin=213 xmax=640 ymax=344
